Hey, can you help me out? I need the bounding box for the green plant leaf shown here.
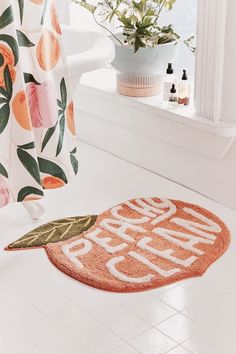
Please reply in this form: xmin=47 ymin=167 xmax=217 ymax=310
xmin=24 ymin=73 xmax=40 ymax=85
xmin=56 ymin=116 xmax=65 ymax=157
xmin=18 ymin=0 xmax=24 ymax=25
xmin=0 ymin=6 xmax=13 ymax=30
xmin=118 ymin=15 xmax=134 ymax=29
xmin=38 ymin=157 xmax=68 ymax=184
xmin=134 ymin=35 xmax=146 ymax=52
xmin=18 ymin=141 xmax=35 ymax=150
xmin=164 ymin=0 xmax=176 ymax=10
xmin=0 ymin=34 xmax=19 ymax=65
xmin=71 ymin=0 xmax=186 ymax=52
xmin=0 ymin=162 xmax=8 ymax=178
xmin=70 ymin=154 xmax=78 ymax=175
xmin=17 ymin=186 xmax=44 ymax=202
xmin=0 ymin=104 xmax=10 ymax=134
xmin=6 ymin=215 xmax=97 ymax=249
xmin=16 ymin=30 xmax=35 ymax=47
xmin=17 ymin=148 xmax=41 ymax=185
xmin=41 ymin=122 xmax=58 ymax=152
xmin=79 ymin=1 xmax=96 ymax=14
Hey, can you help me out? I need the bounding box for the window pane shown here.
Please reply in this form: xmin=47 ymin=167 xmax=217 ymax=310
xmin=158 ymin=0 xmax=197 ymax=78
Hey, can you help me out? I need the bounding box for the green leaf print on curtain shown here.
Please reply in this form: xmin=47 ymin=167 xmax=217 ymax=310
xmin=0 ymin=0 xmax=78 ymax=209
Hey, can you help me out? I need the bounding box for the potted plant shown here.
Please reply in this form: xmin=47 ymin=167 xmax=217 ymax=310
xmin=71 ymin=0 xmax=195 ymax=97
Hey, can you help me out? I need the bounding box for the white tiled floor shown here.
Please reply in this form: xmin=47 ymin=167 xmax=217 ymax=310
xmin=0 ymin=141 xmax=236 ymax=354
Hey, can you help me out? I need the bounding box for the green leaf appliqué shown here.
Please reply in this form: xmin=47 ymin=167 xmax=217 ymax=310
xmin=6 ymin=215 xmax=97 ymax=249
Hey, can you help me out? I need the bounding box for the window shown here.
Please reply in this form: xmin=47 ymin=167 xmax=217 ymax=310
xmin=157 ymin=0 xmax=197 ymax=78
xmin=60 ymin=0 xmax=231 ymax=125
xmin=69 ymin=0 xmax=197 ymax=78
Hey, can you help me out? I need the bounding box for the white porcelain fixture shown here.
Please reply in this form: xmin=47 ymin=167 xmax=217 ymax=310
xmin=62 ymin=25 xmax=115 ymax=92
xmin=22 ymin=26 xmax=115 ymax=220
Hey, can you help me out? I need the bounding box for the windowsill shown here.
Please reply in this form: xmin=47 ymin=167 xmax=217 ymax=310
xmin=77 ymin=68 xmax=235 ymax=160
xmin=79 ymin=68 xmax=236 ymax=138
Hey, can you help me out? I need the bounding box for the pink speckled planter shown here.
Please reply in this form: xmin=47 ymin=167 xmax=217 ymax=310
xmin=116 ymin=73 xmax=162 ymax=97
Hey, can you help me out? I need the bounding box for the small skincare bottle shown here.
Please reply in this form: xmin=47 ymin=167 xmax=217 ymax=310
xmin=169 ymin=84 xmax=178 ymax=106
xmin=178 ymin=69 xmax=190 ymax=105
xmin=163 ymin=63 xmax=177 ymax=102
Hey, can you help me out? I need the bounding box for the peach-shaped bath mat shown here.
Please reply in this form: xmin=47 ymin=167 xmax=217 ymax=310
xmin=6 ymin=197 xmax=230 ymax=292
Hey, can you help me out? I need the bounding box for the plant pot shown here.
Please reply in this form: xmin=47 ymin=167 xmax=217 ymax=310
xmin=110 ymin=35 xmax=178 ymax=97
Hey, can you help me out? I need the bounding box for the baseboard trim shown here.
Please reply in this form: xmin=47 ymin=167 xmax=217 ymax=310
xmin=77 ymin=109 xmax=236 ymax=209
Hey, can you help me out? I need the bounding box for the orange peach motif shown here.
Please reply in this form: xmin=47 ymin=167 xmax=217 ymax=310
xmin=37 ymin=30 xmax=61 ymax=71
xmin=0 ymin=44 xmax=16 ymax=88
xmin=51 ymin=1 xmax=62 ymax=34
xmin=42 ymin=176 xmax=65 ymax=189
xmin=66 ymin=101 xmax=76 ymax=136
xmin=12 ymin=91 xmax=32 ymax=131
xmin=30 ymin=0 xmax=44 ymax=4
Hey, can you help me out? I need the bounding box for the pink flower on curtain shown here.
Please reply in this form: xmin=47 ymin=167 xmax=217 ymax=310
xmin=0 ymin=176 xmax=10 ymax=208
xmin=26 ymin=81 xmax=58 ymax=128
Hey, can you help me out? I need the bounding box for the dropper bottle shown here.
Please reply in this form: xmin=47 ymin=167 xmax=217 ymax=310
xmin=178 ymin=69 xmax=190 ymax=106
xmin=162 ymin=63 xmax=177 ymax=102
xmin=168 ymin=84 xmax=178 ymax=107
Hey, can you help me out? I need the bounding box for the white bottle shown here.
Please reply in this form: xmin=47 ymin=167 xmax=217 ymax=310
xmin=163 ymin=63 xmax=177 ymax=102
xmin=178 ymin=70 xmax=191 ymax=105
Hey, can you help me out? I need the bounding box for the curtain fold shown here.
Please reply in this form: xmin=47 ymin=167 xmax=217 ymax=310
xmin=0 ymin=0 xmax=78 ymax=208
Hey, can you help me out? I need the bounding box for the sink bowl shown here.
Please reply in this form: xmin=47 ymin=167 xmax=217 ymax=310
xmin=62 ymin=26 xmax=115 ymax=91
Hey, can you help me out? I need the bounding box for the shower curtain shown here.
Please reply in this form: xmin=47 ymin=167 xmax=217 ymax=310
xmin=0 ymin=0 xmax=78 ymax=209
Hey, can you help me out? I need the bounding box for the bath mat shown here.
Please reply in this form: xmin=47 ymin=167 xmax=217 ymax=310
xmin=6 ymin=197 xmax=230 ymax=292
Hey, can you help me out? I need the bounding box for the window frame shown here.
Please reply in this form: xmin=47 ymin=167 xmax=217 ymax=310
xmin=194 ymin=0 xmax=228 ymax=122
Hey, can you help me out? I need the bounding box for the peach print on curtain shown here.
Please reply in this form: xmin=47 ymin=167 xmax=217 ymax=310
xmin=0 ymin=0 xmax=78 ymax=208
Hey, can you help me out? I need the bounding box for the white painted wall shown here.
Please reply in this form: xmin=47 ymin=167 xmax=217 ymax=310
xmin=78 ymin=108 xmax=236 ymax=210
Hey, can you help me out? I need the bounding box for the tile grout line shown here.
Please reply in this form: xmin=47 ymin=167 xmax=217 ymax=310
xmin=164 ymin=343 xmax=193 ymax=354
xmin=127 ymin=326 xmax=178 ymax=353
xmin=0 ymin=274 xmax=92 ymax=354
xmin=15 ymin=257 xmax=195 ymax=353
xmin=0 ymin=312 xmax=41 ymax=354
xmin=14 ymin=258 xmax=149 ymax=352
xmin=106 ymin=341 xmax=142 ymax=354
xmin=16 ymin=253 xmax=201 ymax=345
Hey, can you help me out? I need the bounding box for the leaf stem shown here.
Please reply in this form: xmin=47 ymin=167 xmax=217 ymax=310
xmin=92 ymin=13 xmax=123 ymax=45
